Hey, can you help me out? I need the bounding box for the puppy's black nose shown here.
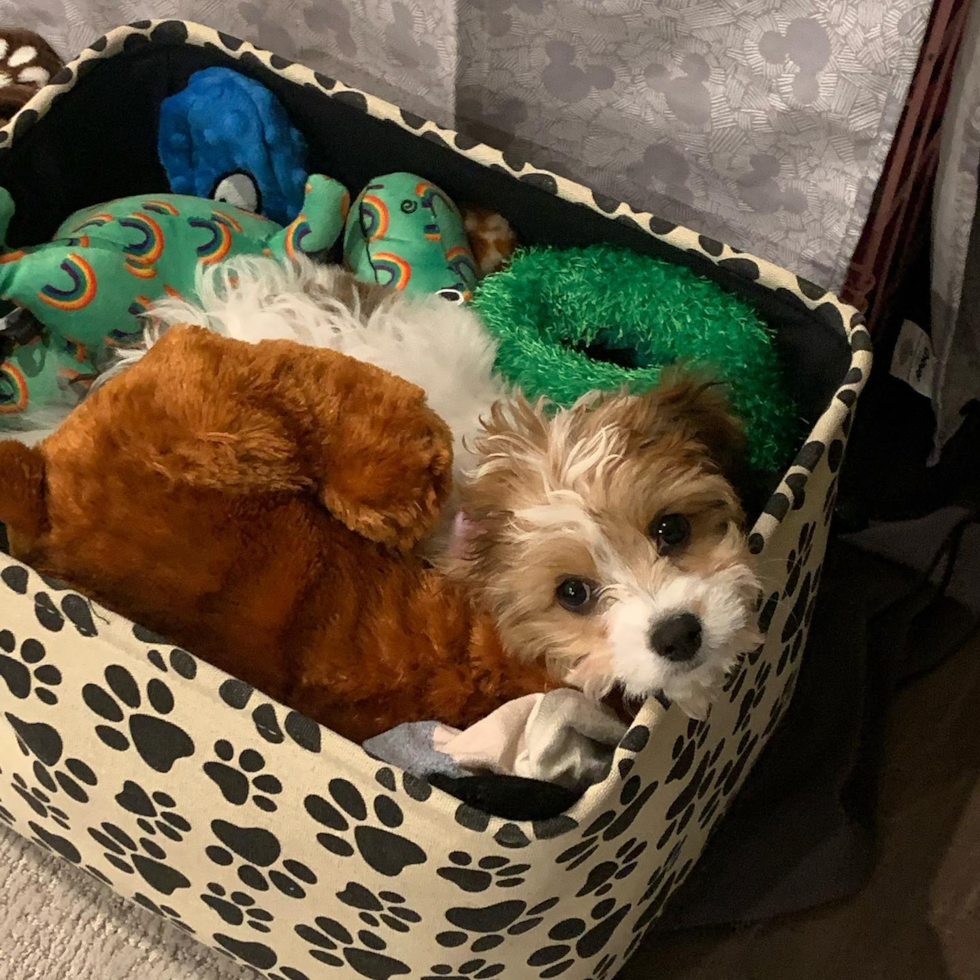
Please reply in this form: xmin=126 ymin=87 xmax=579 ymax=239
xmin=650 ymin=613 xmax=703 ymax=662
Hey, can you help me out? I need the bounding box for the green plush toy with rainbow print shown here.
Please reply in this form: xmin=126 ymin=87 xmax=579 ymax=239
xmin=344 ymin=172 xmax=479 ymax=302
xmin=0 ymin=175 xmax=348 ymax=422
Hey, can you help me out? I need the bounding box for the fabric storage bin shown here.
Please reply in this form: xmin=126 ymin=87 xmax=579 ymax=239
xmin=0 ymin=21 xmax=869 ymax=980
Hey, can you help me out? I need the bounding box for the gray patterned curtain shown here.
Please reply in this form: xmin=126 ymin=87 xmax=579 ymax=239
xmin=5 ymin=0 xmax=931 ymax=289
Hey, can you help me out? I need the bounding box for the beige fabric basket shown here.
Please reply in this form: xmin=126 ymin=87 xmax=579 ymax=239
xmin=0 ymin=21 xmax=870 ymax=980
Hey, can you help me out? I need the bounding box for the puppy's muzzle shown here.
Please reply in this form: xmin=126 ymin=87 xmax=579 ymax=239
xmin=649 ymin=613 xmax=703 ymax=663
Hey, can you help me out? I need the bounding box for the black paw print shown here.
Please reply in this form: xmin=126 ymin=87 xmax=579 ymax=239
xmin=527 ymin=896 xmax=632 ymax=977
xmin=31 ymin=588 xmax=100 ymax=637
xmin=295 ymin=914 xmax=412 ymax=978
xmin=206 ymin=817 xmax=317 ymax=899
xmin=784 ymin=522 xmax=816 ymax=599
xmin=305 ymin=778 xmax=427 ymax=877
xmin=141 ymin=635 xmax=198 ymax=681
xmin=29 ymin=818 xmax=92 ymax=867
xmin=6 ymin=712 xmax=98 ymax=804
xmin=88 ymin=820 xmax=191 ymax=896
xmin=205 ymin=740 xmax=282 ymax=812
xmin=423 ymin=959 xmax=504 ymax=980
xmin=0 ymin=795 xmax=13 ymax=825
xmin=217 ymin=679 xmax=322 ymax=754
xmin=338 ymin=881 xmax=421 ymax=934
xmin=556 ymin=774 xmax=659 ymax=874
xmin=577 ymin=837 xmax=647 ymax=900
xmin=0 ymin=631 xmax=61 ymax=704
xmin=438 ymin=897 xmax=558 ymax=955
xmin=437 ymin=852 xmax=529 ymax=893
xmin=7 ymin=712 xmax=94 ymax=810
xmin=630 ymin=840 xmax=691 ymax=938
xmin=11 ymin=772 xmax=70 ymax=828
xmin=133 ymin=892 xmax=196 ymax=934
xmin=83 ymin=664 xmax=194 ymax=773
xmin=203 ymin=882 xmax=275 ymax=933
xmin=115 ymin=780 xmax=191 ymax=842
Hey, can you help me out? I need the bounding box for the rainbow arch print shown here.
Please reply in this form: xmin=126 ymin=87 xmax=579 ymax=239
xmin=371 ymin=251 xmax=412 ymax=290
xmin=70 ymin=212 xmax=114 ymax=234
xmin=38 ymin=253 xmax=98 ymax=311
xmin=0 ymin=360 xmax=29 ymax=414
xmin=121 ymin=212 xmax=165 ymax=278
xmin=284 ymin=214 xmax=311 ymax=262
xmin=189 ymin=216 xmax=234 ymax=266
xmin=142 ymin=200 xmax=180 ymax=216
xmin=359 ymin=194 xmax=390 ymax=242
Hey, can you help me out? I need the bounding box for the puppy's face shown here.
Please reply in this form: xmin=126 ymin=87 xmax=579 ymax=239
xmin=449 ymin=373 xmax=761 ymax=719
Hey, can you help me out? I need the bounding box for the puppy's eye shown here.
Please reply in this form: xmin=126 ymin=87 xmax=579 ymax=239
xmin=651 ymin=513 xmax=691 ymax=553
xmin=556 ymin=577 xmax=598 ymax=614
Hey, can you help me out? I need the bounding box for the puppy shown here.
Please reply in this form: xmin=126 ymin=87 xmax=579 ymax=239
xmin=106 ymin=259 xmax=760 ymax=717
xmin=447 ymin=377 xmax=761 ymax=719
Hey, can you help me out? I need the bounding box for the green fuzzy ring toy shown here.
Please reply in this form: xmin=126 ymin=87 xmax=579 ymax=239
xmin=473 ymin=245 xmax=800 ymax=474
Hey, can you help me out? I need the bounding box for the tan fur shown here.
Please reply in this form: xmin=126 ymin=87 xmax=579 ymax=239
xmin=444 ymin=372 xmax=759 ymax=709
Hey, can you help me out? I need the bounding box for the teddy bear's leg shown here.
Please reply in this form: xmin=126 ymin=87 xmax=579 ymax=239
xmin=251 ymin=337 xmax=454 ymax=550
xmin=267 ymin=174 xmax=349 ymax=263
xmin=0 ymin=440 xmax=46 ymax=556
xmin=121 ymin=326 xmax=453 ymax=551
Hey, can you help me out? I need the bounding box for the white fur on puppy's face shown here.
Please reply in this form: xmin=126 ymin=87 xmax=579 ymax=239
xmin=448 ymin=378 xmax=762 ymax=720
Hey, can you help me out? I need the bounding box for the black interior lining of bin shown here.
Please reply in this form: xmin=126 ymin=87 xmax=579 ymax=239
xmin=0 ymin=42 xmax=850 ymax=432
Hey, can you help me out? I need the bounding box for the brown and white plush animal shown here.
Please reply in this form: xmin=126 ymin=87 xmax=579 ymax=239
xmin=0 ymin=325 xmax=759 ymax=742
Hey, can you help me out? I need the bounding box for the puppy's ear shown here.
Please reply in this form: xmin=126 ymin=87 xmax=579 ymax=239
xmin=0 ymin=440 xmax=47 ymax=556
xmin=642 ymin=368 xmax=748 ymax=481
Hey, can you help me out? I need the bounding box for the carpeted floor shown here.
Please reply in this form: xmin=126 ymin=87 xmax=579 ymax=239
xmin=1 ymin=635 xmax=976 ymax=979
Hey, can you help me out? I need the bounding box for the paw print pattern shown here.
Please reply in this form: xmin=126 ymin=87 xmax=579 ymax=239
xmin=6 ymin=712 xmax=98 ymax=803
xmin=423 ymin=959 xmax=504 ymax=980
xmin=337 ymin=882 xmax=422 ymax=934
xmin=295 ymin=914 xmax=412 ymax=978
xmin=133 ymin=892 xmax=196 ymax=934
xmin=205 ymin=740 xmax=282 ymax=812
xmin=438 ymin=852 xmax=529 ymax=893
xmin=437 ymin=897 xmax=558 ymax=955
xmin=115 ymin=780 xmax=191 ymax=842
xmin=576 ymin=837 xmax=647 ymax=899
xmin=781 ymin=522 xmax=818 ymax=645
xmin=83 ymin=664 xmax=194 ymax=773
xmin=203 ymin=882 xmax=275 ymax=933
xmin=217 ymin=679 xmax=322 ymax=754
xmin=556 ymin=772 xmax=659 ymax=872
xmin=305 ymin=778 xmax=427 ymax=877
xmin=0 ymin=631 xmax=60 ymax=703
xmin=758 ymin=18 xmax=831 ymax=104
xmin=12 ymin=772 xmax=70 ymax=828
xmin=206 ymin=818 xmax=317 ymax=898
xmin=143 ymin=641 xmax=198 ymax=681
xmin=31 ymin=588 xmax=100 ymax=637
xmin=527 ymin=897 xmax=632 ymax=977
xmin=542 ymin=40 xmax=614 ymax=103
xmin=629 ymin=840 xmax=692 ymax=940
xmin=785 ymin=521 xmax=816 ymax=598
xmin=88 ymin=820 xmax=191 ymax=895
xmin=646 ymin=54 xmax=711 ymax=125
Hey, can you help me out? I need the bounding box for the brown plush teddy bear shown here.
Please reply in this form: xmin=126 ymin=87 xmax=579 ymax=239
xmin=0 ymin=325 xmax=554 ymax=742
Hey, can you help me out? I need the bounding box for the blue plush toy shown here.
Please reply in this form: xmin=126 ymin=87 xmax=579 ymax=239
xmin=159 ymin=67 xmax=310 ymax=226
